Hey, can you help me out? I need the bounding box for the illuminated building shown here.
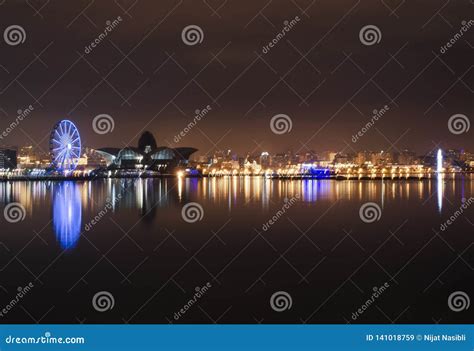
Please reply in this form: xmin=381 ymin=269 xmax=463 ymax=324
xmin=0 ymin=147 xmax=17 ymax=169
xmin=95 ymin=131 xmax=197 ymax=172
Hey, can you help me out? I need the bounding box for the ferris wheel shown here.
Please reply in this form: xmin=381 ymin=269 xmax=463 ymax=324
xmin=49 ymin=120 xmax=82 ymax=172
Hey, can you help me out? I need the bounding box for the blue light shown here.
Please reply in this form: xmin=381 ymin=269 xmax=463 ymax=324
xmin=50 ymin=120 xmax=82 ymax=172
xmin=301 ymin=164 xmax=331 ymax=178
xmin=53 ymin=182 xmax=82 ymax=249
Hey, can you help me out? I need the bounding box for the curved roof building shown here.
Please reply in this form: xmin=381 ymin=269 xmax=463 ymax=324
xmin=95 ymin=131 xmax=197 ymax=172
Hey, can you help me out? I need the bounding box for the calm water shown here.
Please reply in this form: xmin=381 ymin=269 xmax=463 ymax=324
xmin=0 ymin=176 xmax=473 ymax=323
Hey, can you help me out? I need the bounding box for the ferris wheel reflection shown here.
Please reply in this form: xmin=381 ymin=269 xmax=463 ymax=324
xmin=53 ymin=182 xmax=82 ymax=249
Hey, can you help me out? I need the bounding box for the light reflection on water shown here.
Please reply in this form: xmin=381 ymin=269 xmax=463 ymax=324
xmin=0 ymin=175 xmax=472 ymax=248
xmin=53 ymin=182 xmax=82 ymax=249
xmin=0 ymin=176 xmax=471 ymax=212
xmin=437 ymin=174 xmax=444 ymax=214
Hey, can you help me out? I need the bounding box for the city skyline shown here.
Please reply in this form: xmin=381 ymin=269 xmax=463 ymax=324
xmin=0 ymin=1 xmax=472 ymax=155
xmin=0 ymin=0 xmax=472 ymax=337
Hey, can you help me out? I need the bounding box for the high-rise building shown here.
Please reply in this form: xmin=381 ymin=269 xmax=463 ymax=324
xmin=0 ymin=148 xmax=17 ymax=169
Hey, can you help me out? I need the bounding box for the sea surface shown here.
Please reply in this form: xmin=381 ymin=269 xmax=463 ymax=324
xmin=0 ymin=176 xmax=472 ymax=323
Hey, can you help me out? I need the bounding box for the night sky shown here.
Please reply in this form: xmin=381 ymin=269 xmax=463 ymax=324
xmin=0 ymin=0 xmax=472 ymax=156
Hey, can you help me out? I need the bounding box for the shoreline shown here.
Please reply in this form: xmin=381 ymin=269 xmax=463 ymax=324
xmin=0 ymin=172 xmax=472 ymax=182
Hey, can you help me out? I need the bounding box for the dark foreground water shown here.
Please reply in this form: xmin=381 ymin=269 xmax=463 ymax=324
xmin=0 ymin=176 xmax=472 ymax=324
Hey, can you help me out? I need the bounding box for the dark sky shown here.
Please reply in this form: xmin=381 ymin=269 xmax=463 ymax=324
xmin=0 ymin=0 xmax=472 ymax=156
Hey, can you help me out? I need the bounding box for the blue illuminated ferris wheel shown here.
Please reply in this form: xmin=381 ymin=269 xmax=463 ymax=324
xmin=49 ymin=120 xmax=82 ymax=172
